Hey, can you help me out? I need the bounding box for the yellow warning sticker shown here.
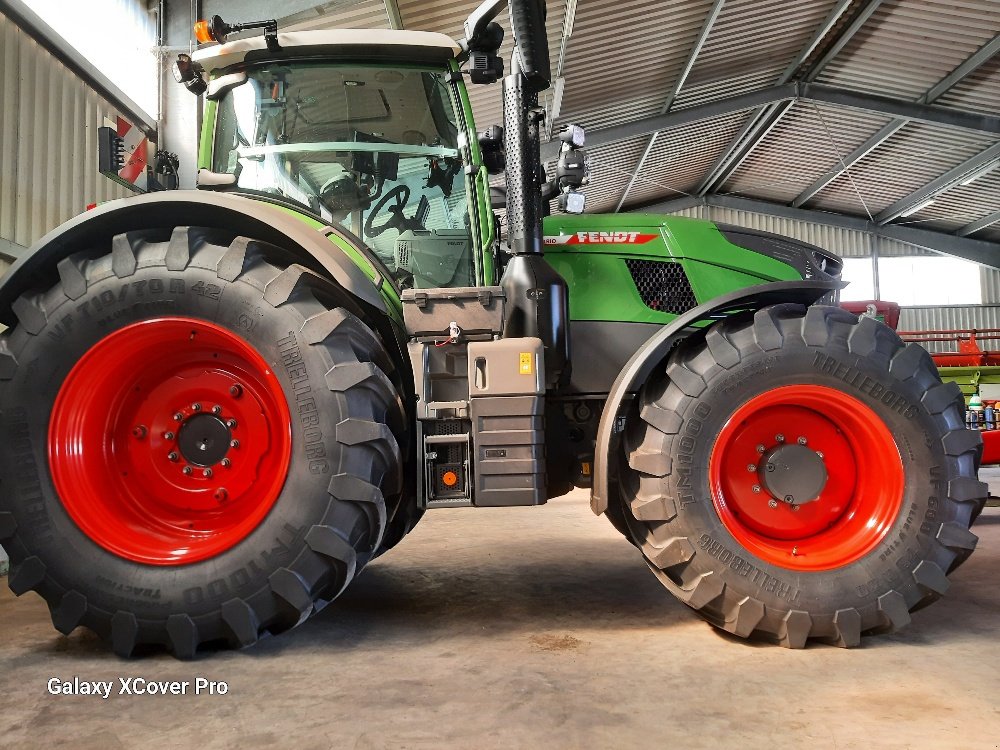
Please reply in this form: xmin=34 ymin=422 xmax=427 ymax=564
xmin=581 ymin=462 xmax=591 ymax=476
xmin=519 ymin=352 xmax=533 ymax=375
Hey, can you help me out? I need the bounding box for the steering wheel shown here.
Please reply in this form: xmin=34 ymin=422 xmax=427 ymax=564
xmin=364 ymin=184 xmax=410 ymax=238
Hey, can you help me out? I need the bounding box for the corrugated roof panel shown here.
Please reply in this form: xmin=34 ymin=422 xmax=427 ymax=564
xmin=682 ymin=0 xmax=839 ymax=87
xmin=284 ymin=0 xmax=392 ymax=31
xmin=810 ymin=119 xmax=1000 ymax=217
xmin=622 ymin=110 xmax=753 ymax=207
xmin=898 ymin=167 xmax=1000 ymax=230
xmin=935 ymin=54 xmax=1000 ymax=117
xmin=399 ymin=0 xmax=566 ymax=134
xmin=724 ymin=101 xmax=894 ymax=203
xmin=815 ymin=0 xmax=1000 ymax=100
xmin=552 ymin=95 xmax=666 ymax=137
xmin=566 ymin=136 xmax=648 ymax=214
xmin=671 ymin=68 xmax=781 ymax=110
xmin=550 ymin=0 xmax=718 ymax=129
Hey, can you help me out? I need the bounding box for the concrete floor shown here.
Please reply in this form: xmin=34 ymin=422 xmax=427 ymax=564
xmin=2 ymin=486 xmax=1000 ymax=750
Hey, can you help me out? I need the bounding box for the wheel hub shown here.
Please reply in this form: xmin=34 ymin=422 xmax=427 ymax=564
xmin=760 ymin=443 xmax=828 ymax=506
xmin=177 ymin=414 xmax=232 ymax=467
xmin=709 ymin=384 xmax=904 ymax=571
xmin=49 ymin=317 xmax=293 ymax=565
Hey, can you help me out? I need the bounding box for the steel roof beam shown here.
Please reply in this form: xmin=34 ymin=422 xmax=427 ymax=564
xmin=792 ymin=33 xmax=1000 ymax=207
xmin=631 ymin=194 xmax=1000 ymax=268
xmin=613 ymin=0 xmax=727 ymax=212
xmin=694 ymin=99 xmax=795 ymax=195
xmin=800 ymin=0 xmax=887 ymax=81
xmin=550 ymin=82 xmax=1000 ymax=161
xmin=543 ymin=0 xmax=577 ymax=140
xmin=875 ymin=143 xmax=1000 ymax=225
xmin=540 ymin=84 xmax=799 ymax=160
xmin=803 ymin=84 xmax=1000 ymax=133
xmin=383 ymin=0 xmax=404 ymax=29
xmin=957 ymin=210 xmax=1000 ymax=238
xmin=692 ymin=0 xmax=875 ymax=196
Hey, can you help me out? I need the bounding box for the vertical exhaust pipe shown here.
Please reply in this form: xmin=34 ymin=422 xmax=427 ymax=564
xmin=500 ymin=1 xmax=570 ymax=387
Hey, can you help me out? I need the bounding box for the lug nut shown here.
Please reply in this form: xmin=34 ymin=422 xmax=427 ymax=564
xmin=212 ymin=405 xmax=223 ymax=415
xmin=230 ymin=439 xmax=240 ymax=449
xmin=230 ymin=384 xmax=243 ymax=398
xmin=756 ymin=444 xmax=765 ymax=454
xmin=132 ymin=425 xmax=147 ymax=440
xmin=221 ymin=458 xmax=232 ymax=468
xmin=203 ymin=468 xmax=213 ymax=478
xmin=775 ymin=433 xmax=785 ymax=443
xmin=797 ymin=436 xmax=807 ymax=445
xmin=792 ymin=546 xmax=799 ymax=556
xmin=192 ymin=403 xmax=202 ymax=412
xmin=167 ymin=452 xmax=179 ymax=462
xmin=768 ymin=499 xmax=778 ymax=508
xmin=752 ymin=484 xmax=761 ymax=494
xmin=784 ymin=495 xmax=795 ymax=504
xmin=164 ymin=431 xmax=175 ymax=441
xmin=816 ymin=451 xmax=824 ymax=459
xmin=791 ymin=504 xmax=801 ymax=512
xmin=173 ymin=412 xmax=184 ymax=422
xmin=182 ymin=466 xmax=193 ymax=475
xmin=747 ymin=464 xmax=757 ymax=472
xmin=214 ymin=488 xmax=228 ymax=503
xmin=226 ymin=419 xmax=238 ymax=429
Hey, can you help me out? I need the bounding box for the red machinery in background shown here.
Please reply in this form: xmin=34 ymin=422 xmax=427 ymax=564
xmin=842 ymin=301 xmax=1000 ymax=464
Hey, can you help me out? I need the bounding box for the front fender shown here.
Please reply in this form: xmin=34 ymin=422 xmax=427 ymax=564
xmin=0 ymin=191 xmax=389 ymax=326
xmin=590 ymin=279 xmax=844 ymax=515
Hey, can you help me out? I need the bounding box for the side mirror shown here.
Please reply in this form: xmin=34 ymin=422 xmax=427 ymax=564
xmin=509 ymin=0 xmax=551 ymax=91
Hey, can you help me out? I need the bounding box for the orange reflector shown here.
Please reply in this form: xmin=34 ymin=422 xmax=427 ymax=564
xmin=442 ymin=470 xmax=459 ymax=487
xmin=194 ymin=20 xmax=213 ymax=44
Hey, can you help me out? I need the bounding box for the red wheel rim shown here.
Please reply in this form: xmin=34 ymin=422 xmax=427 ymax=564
xmin=709 ymin=384 xmax=904 ymax=571
xmin=49 ymin=317 xmax=292 ymax=566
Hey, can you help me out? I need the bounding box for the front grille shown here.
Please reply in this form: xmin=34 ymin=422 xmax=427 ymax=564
xmin=625 ymin=259 xmax=698 ymax=314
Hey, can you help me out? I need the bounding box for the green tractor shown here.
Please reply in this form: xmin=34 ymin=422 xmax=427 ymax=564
xmin=0 ymin=0 xmax=985 ymax=657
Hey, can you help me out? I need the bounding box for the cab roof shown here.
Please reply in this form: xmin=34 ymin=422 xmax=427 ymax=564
xmin=191 ymin=29 xmax=463 ymax=72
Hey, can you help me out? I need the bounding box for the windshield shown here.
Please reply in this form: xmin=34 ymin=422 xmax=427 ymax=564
xmin=212 ymin=63 xmax=476 ymax=288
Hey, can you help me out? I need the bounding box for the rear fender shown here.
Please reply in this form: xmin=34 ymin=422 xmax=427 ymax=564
xmin=0 ymin=191 xmax=389 ymax=325
xmin=590 ymin=279 xmax=843 ymax=515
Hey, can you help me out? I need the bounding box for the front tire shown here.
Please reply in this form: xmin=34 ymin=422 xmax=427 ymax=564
xmin=619 ymin=304 xmax=986 ymax=647
xmin=0 ymin=228 xmax=405 ymax=657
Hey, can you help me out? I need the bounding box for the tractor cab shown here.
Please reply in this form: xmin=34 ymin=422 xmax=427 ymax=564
xmin=190 ymin=29 xmax=485 ymax=289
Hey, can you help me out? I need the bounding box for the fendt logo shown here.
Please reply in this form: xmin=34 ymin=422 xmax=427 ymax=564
xmin=544 ymin=231 xmax=659 ymax=245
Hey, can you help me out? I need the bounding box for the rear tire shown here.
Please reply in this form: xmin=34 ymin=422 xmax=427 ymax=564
xmin=619 ymin=304 xmax=986 ymax=647
xmin=0 ymin=228 xmax=406 ymax=657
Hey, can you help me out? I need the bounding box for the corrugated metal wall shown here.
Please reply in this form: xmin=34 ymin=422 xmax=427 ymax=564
xmin=0 ymin=10 xmax=131 ymax=251
xmin=671 ymin=204 xmax=932 ymax=258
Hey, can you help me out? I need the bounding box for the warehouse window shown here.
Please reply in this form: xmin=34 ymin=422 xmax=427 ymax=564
xmin=24 ymin=0 xmax=157 ymax=118
xmin=839 ymin=258 xmax=875 ymax=301
xmin=839 ymin=255 xmax=981 ymax=305
xmin=879 ymin=256 xmax=981 ymax=306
